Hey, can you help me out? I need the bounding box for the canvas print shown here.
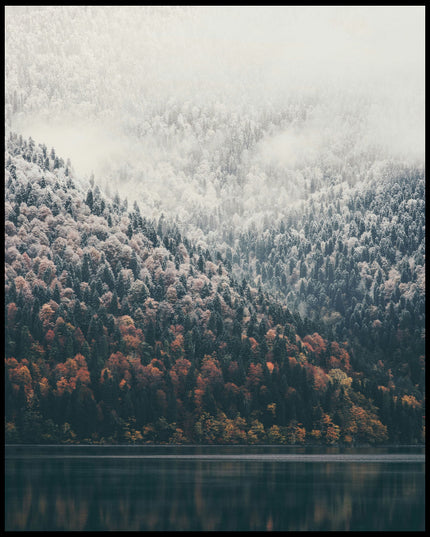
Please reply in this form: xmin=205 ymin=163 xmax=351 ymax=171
xmin=4 ymin=6 xmax=425 ymax=531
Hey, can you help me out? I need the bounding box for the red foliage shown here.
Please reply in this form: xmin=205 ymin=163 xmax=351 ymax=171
xmin=169 ymin=357 xmax=191 ymax=395
xmin=303 ymin=333 xmax=327 ymax=360
xmin=246 ymin=363 xmax=263 ymax=388
xmin=170 ymin=334 xmax=184 ymax=356
xmin=329 ymin=341 xmax=351 ymax=372
xmin=102 ymin=352 xmax=131 ymax=384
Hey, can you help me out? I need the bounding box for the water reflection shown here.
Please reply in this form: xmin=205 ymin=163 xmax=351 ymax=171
xmin=5 ymin=446 xmax=425 ymax=531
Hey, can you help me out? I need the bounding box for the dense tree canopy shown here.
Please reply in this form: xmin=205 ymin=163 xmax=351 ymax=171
xmin=4 ymin=135 xmax=424 ymax=444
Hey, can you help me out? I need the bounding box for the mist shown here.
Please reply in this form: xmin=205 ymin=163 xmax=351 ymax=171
xmin=5 ymin=6 xmax=425 ymax=233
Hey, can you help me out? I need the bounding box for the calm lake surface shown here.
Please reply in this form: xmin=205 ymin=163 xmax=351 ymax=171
xmin=5 ymin=444 xmax=425 ymax=531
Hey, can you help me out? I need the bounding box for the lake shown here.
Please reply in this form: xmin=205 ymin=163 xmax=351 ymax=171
xmin=5 ymin=444 xmax=425 ymax=531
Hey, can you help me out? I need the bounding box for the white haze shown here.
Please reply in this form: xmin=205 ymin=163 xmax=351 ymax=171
xmin=5 ymin=6 xmax=425 ymax=236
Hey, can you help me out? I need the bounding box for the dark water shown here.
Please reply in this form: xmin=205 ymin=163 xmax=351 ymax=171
xmin=5 ymin=444 xmax=425 ymax=531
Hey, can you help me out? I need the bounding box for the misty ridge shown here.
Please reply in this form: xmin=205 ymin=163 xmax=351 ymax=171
xmin=5 ymin=6 xmax=424 ymax=245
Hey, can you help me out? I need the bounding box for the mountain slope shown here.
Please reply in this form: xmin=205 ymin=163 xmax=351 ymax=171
xmin=230 ymin=167 xmax=425 ymax=390
xmin=4 ymin=134 xmax=424 ymax=444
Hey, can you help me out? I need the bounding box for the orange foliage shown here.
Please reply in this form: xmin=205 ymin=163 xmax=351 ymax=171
xmin=246 ymin=363 xmax=263 ymax=388
xmin=325 ymin=425 xmax=340 ymax=444
xmin=76 ymin=367 xmax=91 ymax=385
xmin=401 ymin=395 xmax=421 ymax=409
xmin=53 ymin=354 xmax=91 ymax=395
xmin=39 ymin=304 xmax=55 ymax=328
xmin=133 ymin=359 xmax=165 ymax=390
xmin=169 ymin=357 xmax=191 ymax=394
xmin=328 ymin=356 xmax=341 ymax=369
xmin=295 ymin=424 xmax=306 ymax=444
xmin=150 ymin=358 xmax=165 ymax=371
xmin=118 ymin=316 xmax=144 ymax=351
xmin=265 ymin=329 xmax=277 ymax=344
xmin=302 ymin=341 xmax=314 ymax=354
xmin=303 ymin=333 xmax=327 ymax=360
xmin=39 ymin=377 xmax=50 ymax=397
xmin=344 ymin=405 xmax=388 ymax=443
xmin=14 ymin=276 xmax=27 ymax=292
xmin=5 ymin=357 xmax=19 ymax=369
xmin=305 ymin=363 xmax=329 ymax=391
xmin=74 ymin=327 xmax=86 ymax=346
xmin=225 ymin=382 xmax=240 ymax=396
xmin=170 ymin=334 xmax=184 ymax=356
xmin=249 ymin=337 xmax=259 ymax=353
xmin=103 ymin=352 xmax=131 ymax=383
xmin=285 ymin=421 xmax=306 ymax=444
xmin=329 ymin=342 xmax=351 ymax=372
xmin=194 ymin=388 xmax=205 ymax=409
xmin=170 ymin=324 xmax=184 ymax=337
xmin=267 ymin=402 xmax=276 ymax=417
xmin=285 ymin=340 xmax=299 ymax=355
xmin=122 ymin=334 xmax=142 ymax=352
xmin=310 ymin=429 xmax=322 ymax=441
xmin=199 ymin=355 xmax=223 ymax=386
xmin=54 ymin=377 xmax=70 ymax=397
xmin=7 ymin=360 xmax=32 ymax=392
xmin=118 ymin=315 xmax=135 ymax=329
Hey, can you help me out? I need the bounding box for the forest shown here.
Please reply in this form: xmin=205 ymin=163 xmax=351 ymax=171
xmin=231 ymin=166 xmax=425 ymax=388
xmin=4 ymin=134 xmax=425 ymax=445
xmin=4 ymin=7 xmax=425 ymax=446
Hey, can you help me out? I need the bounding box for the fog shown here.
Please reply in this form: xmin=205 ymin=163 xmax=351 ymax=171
xmin=5 ymin=6 xmax=425 ymax=234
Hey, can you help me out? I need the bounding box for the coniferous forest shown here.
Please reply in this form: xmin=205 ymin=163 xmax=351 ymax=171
xmin=4 ymin=7 xmax=425 ymax=446
xmin=5 ymin=133 xmax=424 ymax=445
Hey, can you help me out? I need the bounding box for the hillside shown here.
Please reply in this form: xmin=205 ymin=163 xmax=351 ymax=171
xmin=230 ymin=166 xmax=425 ymax=389
xmin=6 ymin=7 xmax=424 ymax=243
xmin=4 ymin=134 xmax=424 ymax=444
